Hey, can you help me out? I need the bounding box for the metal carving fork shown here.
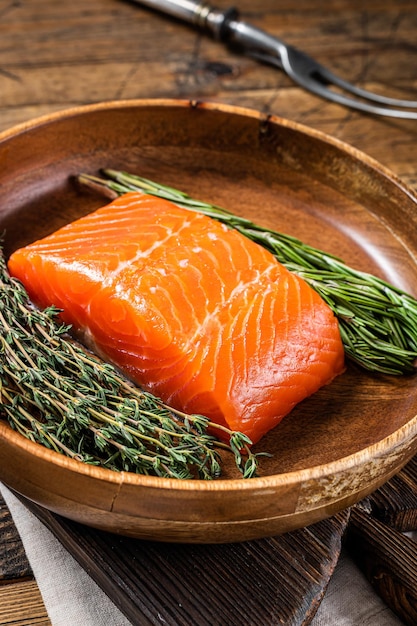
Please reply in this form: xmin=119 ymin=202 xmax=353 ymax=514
xmin=131 ymin=0 xmax=417 ymax=119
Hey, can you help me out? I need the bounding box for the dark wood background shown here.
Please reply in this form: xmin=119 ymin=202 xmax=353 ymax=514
xmin=1 ymin=0 xmax=417 ymax=624
xmin=1 ymin=0 xmax=417 ymax=188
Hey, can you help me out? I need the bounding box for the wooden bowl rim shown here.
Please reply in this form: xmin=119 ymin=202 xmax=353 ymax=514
xmin=2 ymin=98 xmax=417 ymax=494
xmin=1 ymin=97 xmax=417 ymax=206
xmin=1 ymin=415 xmax=416 ymax=493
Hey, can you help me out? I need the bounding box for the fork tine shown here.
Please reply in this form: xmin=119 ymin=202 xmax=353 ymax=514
xmin=251 ymin=47 xmax=417 ymax=119
xmin=298 ymin=77 xmax=417 ymax=119
xmin=316 ymin=64 xmax=417 ymax=110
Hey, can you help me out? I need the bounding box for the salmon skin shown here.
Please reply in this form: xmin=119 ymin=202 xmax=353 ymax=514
xmin=8 ymin=192 xmax=345 ymax=444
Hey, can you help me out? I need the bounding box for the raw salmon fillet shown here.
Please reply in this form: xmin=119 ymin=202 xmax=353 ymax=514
xmin=8 ymin=191 xmax=345 ymax=444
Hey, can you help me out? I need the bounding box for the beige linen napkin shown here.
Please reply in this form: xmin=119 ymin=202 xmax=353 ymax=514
xmin=0 ymin=484 xmax=405 ymax=626
xmin=1 ymin=485 xmax=130 ymax=626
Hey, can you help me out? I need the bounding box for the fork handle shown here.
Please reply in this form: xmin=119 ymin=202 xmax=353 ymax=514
xmin=133 ymin=0 xmax=286 ymax=62
xmin=132 ymin=0 xmax=238 ymax=39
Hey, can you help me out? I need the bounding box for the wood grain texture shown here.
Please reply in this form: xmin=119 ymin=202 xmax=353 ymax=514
xmin=347 ymin=501 xmax=417 ymax=626
xmin=0 ymin=580 xmax=50 ymax=626
xmin=1 ymin=0 xmax=416 ymax=188
xmin=0 ymin=496 xmax=32 ymax=582
xmin=22 ymin=497 xmax=350 ymax=626
xmin=344 ymin=456 xmax=417 ymax=625
xmin=367 ymin=455 xmax=417 ymax=532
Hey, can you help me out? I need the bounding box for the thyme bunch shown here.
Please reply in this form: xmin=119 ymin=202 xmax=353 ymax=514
xmin=0 ymin=252 xmax=260 ymax=479
xmin=77 ymin=169 xmax=417 ymax=376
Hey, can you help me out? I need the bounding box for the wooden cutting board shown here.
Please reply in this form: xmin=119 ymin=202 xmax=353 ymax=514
xmin=20 ymin=499 xmax=349 ymax=626
xmin=1 ymin=455 xmax=416 ymax=625
xmin=10 ymin=454 xmax=416 ymax=626
xmin=0 ymin=497 xmax=50 ymax=625
xmin=347 ymin=456 xmax=417 ymax=626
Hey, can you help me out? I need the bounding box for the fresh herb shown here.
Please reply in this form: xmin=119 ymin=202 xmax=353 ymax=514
xmin=0 ymin=251 xmax=260 ymax=479
xmin=77 ymin=169 xmax=417 ymax=376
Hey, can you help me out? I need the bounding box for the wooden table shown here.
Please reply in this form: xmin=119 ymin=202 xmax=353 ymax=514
xmin=1 ymin=1 xmax=417 ymax=624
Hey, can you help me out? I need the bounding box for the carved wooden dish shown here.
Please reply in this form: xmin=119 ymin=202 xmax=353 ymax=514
xmin=0 ymin=99 xmax=417 ymax=543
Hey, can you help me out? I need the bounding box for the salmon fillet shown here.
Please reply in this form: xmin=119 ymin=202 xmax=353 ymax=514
xmin=8 ymin=192 xmax=345 ymax=444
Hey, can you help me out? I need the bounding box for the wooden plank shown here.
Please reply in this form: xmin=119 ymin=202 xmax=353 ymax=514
xmin=0 ymin=580 xmax=50 ymax=626
xmin=0 ymin=496 xmax=32 ymax=582
xmin=23 ymin=498 xmax=350 ymax=626
xmin=346 ymin=501 xmax=417 ymax=626
xmin=1 ymin=0 xmax=416 ymax=189
xmin=367 ymin=455 xmax=417 ymax=532
xmin=345 ymin=456 xmax=417 ymax=625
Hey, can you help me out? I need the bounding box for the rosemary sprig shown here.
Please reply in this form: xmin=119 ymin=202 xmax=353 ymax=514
xmin=77 ymin=169 xmax=417 ymax=376
xmin=0 ymin=251 xmax=260 ymax=479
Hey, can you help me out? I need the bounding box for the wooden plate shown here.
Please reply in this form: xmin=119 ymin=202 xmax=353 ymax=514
xmin=1 ymin=99 xmax=417 ymax=543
